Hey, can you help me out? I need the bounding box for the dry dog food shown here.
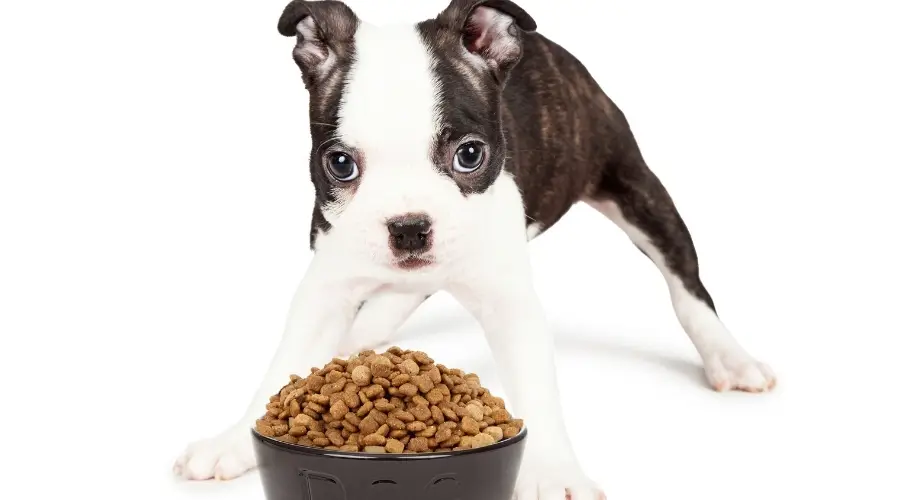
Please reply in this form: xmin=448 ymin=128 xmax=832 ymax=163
xmin=255 ymin=347 xmax=524 ymax=454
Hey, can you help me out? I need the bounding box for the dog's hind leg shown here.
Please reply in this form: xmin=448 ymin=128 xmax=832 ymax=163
xmin=338 ymin=291 xmax=427 ymax=356
xmin=583 ymin=147 xmax=776 ymax=392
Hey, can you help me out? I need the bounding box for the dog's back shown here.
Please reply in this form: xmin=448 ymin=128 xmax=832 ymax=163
xmin=500 ymin=32 xmax=636 ymax=235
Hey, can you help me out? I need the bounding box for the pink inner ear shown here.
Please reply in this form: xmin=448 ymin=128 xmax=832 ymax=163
xmin=464 ymin=6 xmax=496 ymax=54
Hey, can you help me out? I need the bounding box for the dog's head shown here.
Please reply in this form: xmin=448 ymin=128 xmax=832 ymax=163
xmin=278 ymin=0 xmax=536 ymax=272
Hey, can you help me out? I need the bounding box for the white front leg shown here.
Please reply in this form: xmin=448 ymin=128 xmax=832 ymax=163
xmin=449 ymin=247 xmax=605 ymax=500
xmin=173 ymin=251 xmax=370 ymax=481
xmin=452 ymin=282 xmax=567 ymax=447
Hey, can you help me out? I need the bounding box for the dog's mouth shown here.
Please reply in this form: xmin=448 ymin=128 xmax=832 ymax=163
xmin=394 ymin=254 xmax=435 ymax=270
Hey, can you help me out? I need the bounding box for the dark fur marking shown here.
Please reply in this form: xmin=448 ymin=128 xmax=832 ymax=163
xmin=278 ymin=1 xmax=360 ymax=248
xmin=309 ymin=204 xmax=331 ymax=250
xmin=417 ymin=0 xmax=536 ymax=195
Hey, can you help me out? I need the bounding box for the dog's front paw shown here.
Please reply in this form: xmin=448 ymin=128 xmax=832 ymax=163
xmin=704 ymin=350 xmax=777 ymax=393
xmin=173 ymin=426 xmax=255 ymax=481
xmin=515 ymin=451 xmax=605 ymax=500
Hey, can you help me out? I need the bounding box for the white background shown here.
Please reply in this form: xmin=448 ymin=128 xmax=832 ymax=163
xmin=2 ymin=0 xmax=898 ymax=499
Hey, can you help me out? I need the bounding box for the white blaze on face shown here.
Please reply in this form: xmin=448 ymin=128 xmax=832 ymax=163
xmin=338 ymin=22 xmax=438 ymax=159
xmin=322 ymin=22 xmax=480 ymax=269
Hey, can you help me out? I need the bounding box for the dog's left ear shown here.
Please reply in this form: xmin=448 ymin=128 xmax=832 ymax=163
xmin=277 ymin=0 xmax=359 ymax=87
xmin=437 ymin=0 xmax=537 ymax=83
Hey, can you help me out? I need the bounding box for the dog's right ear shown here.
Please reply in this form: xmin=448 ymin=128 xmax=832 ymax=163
xmin=277 ymin=0 xmax=359 ymax=85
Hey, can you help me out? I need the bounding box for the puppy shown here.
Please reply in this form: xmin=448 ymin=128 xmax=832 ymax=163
xmin=173 ymin=1 xmax=777 ymax=498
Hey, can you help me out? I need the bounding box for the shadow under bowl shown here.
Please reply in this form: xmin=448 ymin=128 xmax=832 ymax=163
xmin=251 ymin=427 xmax=527 ymax=500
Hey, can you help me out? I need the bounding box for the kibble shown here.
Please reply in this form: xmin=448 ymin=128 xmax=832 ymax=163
xmin=466 ymin=403 xmax=484 ymax=421
xmin=385 ymin=438 xmax=405 ymax=454
xmin=460 ymin=416 xmax=481 ymax=435
xmin=484 ymin=426 xmax=504 ymax=442
xmin=256 ymin=347 xmax=524 ymax=453
xmin=470 ymin=433 xmax=495 ymax=448
xmin=363 ymin=434 xmax=387 ymax=446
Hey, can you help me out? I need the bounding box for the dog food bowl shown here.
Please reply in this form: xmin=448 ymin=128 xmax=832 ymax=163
xmin=251 ymin=426 xmax=527 ymax=500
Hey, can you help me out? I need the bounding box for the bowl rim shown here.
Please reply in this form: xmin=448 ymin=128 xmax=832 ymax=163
xmin=251 ymin=426 xmax=527 ymax=461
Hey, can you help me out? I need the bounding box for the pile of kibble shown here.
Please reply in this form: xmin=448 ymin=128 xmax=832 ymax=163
xmin=255 ymin=347 xmax=524 ymax=454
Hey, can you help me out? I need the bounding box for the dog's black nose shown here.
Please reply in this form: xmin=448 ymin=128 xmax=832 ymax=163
xmin=387 ymin=214 xmax=432 ymax=252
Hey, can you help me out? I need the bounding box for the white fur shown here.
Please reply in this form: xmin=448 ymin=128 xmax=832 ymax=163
xmin=584 ymin=199 xmax=776 ymax=392
xmin=443 ymin=174 xmax=603 ymax=500
xmin=174 ymin=20 xmax=604 ymax=499
xmin=338 ymin=291 xmax=424 ymax=356
xmin=172 ymin=247 xmax=381 ymax=480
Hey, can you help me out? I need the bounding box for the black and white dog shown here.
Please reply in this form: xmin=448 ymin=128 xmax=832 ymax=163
xmin=173 ymin=1 xmax=776 ymax=498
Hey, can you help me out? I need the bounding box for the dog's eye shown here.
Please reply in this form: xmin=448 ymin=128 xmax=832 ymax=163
xmin=325 ymin=152 xmax=359 ymax=181
xmin=453 ymin=142 xmax=485 ymax=173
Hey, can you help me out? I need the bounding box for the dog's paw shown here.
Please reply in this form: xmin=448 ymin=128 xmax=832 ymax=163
xmin=172 ymin=426 xmax=255 ymax=481
xmin=704 ymin=350 xmax=776 ymax=393
xmin=515 ymin=476 xmax=605 ymax=500
xmin=515 ymin=454 xmax=605 ymax=500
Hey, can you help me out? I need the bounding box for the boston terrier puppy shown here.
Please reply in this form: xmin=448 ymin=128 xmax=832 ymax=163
xmin=173 ymin=1 xmax=776 ymax=498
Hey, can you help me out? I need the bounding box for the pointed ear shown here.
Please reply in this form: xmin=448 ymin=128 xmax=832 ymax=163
xmin=277 ymin=0 xmax=359 ymax=86
xmin=437 ymin=0 xmax=537 ymax=83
